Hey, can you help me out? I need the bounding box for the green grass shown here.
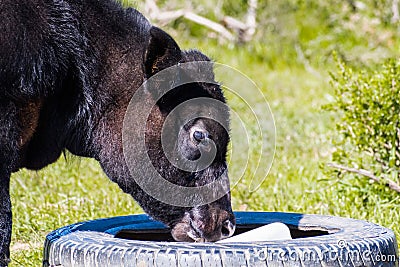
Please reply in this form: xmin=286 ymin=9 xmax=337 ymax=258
xmin=10 ymin=158 xmax=142 ymax=266
xmin=10 ymin=1 xmax=400 ymax=266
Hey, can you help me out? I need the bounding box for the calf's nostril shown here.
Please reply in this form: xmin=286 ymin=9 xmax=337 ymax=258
xmin=221 ymin=219 xmax=235 ymax=238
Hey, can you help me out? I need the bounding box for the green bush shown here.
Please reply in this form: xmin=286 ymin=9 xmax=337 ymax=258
xmin=328 ymin=56 xmax=400 ymax=186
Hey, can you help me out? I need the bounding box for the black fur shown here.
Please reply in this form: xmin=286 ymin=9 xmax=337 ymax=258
xmin=0 ymin=0 xmax=234 ymax=265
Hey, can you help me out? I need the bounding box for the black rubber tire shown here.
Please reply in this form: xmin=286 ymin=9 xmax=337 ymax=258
xmin=43 ymin=212 xmax=398 ymax=267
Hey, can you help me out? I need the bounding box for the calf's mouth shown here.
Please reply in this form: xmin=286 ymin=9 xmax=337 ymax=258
xmin=171 ymin=204 xmax=236 ymax=242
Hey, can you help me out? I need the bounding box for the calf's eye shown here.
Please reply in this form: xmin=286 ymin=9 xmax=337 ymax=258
xmin=193 ymin=131 xmax=205 ymax=142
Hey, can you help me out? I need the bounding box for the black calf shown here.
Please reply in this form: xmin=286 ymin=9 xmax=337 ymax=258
xmin=0 ymin=1 xmax=235 ymax=265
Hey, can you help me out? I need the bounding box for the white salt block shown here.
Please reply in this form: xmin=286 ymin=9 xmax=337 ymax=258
xmin=216 ymin=222 xmax=292 ymax=243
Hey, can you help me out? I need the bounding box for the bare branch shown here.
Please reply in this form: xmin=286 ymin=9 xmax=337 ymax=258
xmin=144 ymin=0 xmax=257 ymax=43
xmin=183 ymin=12 xmax=235 ymax=41
xmin=221 ymin=0 xmax=257 ymax=43
xmin=144 ymin=0 xmax=234 ymax=41
xmin=327 ymin=162 xmax=400 ymax=193
xmin=222 ymin=16 xmax=247 ymax=31
xmin=157 ymin=9 xmax=185 ymax=25
xmin=243 ymin=0 xmax=257 ymax=42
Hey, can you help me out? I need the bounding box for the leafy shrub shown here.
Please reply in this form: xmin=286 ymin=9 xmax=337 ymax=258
xmin=328 ymin=56 xmax=400 ymax=186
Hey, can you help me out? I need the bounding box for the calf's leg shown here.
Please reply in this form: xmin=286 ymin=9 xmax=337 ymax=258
xmin=0 ymin=101 xmax=19 ymax=267
xmin=0 ymin=177 xmax=11 ymax=267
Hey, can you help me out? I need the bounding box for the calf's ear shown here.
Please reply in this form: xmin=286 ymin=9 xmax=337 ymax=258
xmin=144 ymin=27 xmax=182 ymax=78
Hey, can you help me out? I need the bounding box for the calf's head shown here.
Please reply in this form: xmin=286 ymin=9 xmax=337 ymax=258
xmin=98 ymin=27 xmax=235 ymax=242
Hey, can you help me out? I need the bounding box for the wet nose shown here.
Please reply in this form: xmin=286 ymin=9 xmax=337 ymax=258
xmin=221 ymin=218 xmax=235 ymax=239
xmin=189 ymin=211 xmax=236 ymax=242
